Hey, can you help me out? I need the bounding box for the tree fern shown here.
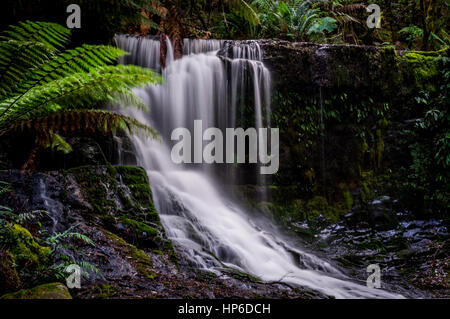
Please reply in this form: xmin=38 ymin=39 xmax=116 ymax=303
xmin=0 ymin=21 xmax=70 ymax=97
xmin=0 ymin=21 xmax=162 ymax=163
xmin=0 ymin=65 xmax=159 ymax=126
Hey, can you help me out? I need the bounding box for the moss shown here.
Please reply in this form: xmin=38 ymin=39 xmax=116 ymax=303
xmin=338 ymin=183 xmax=354 ymax=211
xmin=100 ymin=215 xmax=116 ymax=228
xmin=343 ymin=189 xmax=354 ymax=211
xmin=304 ymin=196 xmax=344 ymax=223
xmin=90 ymin=284 xmax=117 ymax=299
xmin=360 ymin=171 xmax=375 ymax=203
xmin=117 ymin=166 xmax=149 ymax=185
xmin=162 ymin=240 xmax=178 ymax=264
xmin=0 ymin=282 xmax=71 ymax=299
xmin=69 ymin=166 xmax=119 ymax=215
xmin=226 ymin=268 xmax=262 ymax=283
xmin=69 ymin=165 xmax=160 ymax=223
xmin=401 ymin=51 xmax=441 ymax=92
xmin=152 ymin=249 xmax=165 ymax=257
xmin=120 ymin=216 xmax=158 ymax=237
xmin=7 ymin=224 xmax=51 ymax=271
xmin=103 ymin=230 xmax=157 ymax=280
xmin=117 ymin=166 xmax=160 ymax=223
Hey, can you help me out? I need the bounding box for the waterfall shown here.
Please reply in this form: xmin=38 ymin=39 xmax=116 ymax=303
xmin=38 ymin=178 xmax=62 ymax=234
xmin=116 ymin=35 xmax=161 ymax=72
xmin=115 ymin=36 xmax=403 ymax=299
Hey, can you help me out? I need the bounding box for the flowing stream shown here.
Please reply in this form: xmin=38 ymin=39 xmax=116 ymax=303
xmin=115 ymin=35 xmax=403 ymax=298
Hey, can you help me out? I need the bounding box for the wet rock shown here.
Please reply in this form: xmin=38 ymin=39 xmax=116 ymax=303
xmin=367 ymin=196 xmax=398 ymax=229
xmin=0 ymin=282 xmax=71 ymax=299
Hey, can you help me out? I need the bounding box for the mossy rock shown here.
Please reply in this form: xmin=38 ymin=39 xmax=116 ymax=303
xmin=68 ymin=165 xmax=118 ymax=215
xmin=6 ymin=224 xmax=51 ymax=271
xmin=88 ymin=284 xmax=117 ymax=299
xmin=399 ymin=50 xmax=445 ymax=93
xmin=304 ymin=196 xmax=344 ymax=223
xmin=120 ymin=216 xmax=158 ymax=237
xmin=68 ymin=165 xmax=172 ymax=256
xmin=104 ymin=230 xmax=157 ymax=280
xmin=116 ymin=166 xmax=159 ymax=223
xmin=117 ymin=166 xmax=149 ymax=185
xmin=0 ymin=282 xmax=71 ymax=299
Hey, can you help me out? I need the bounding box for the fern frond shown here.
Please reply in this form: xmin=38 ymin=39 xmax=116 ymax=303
xmin=60 ymin=232 xmax=95 ymax=246
xmin=46 ymin=133 xmax=73 ymax=154
xmin=0 ymin=65 xmax=161 ymax=127
xmin=227 ymin=0 xmax=261 ymax=26
xmin=1 ymin=45 xmax=130 ymax=116
xmin=1 ymin=21 xmax=71 ymax=50
xmin=2 ymin=110 xmax=159 ymax=145
xmin=0 ymin=21 xmax=161 ymax=160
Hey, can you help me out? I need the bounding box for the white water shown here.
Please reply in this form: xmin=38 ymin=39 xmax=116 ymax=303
xmin=115 ymin=35 xmax=403 ymax=299
xmin=39 ymin=178 xmax=62 ymax=233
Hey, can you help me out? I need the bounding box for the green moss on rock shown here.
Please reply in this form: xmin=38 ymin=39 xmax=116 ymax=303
xmin=117 ymin=166 xmax=159 ymax=223
xmin=400 ymin=50 xmax=443 ymax=92
xmin=0 ymin=282 xmax=71 ymax=299
xmin=69 ymin=166 xmax=119 ymax=215
xmin=7 ymin=224 xmax=51 ymax=271
xmin=120 ymin=216 xmax=158 ymax=237
xmin=104 ymin=230 xmax=157 ymax=280
xmin=89 ymin=284 xmax=117 ymax=299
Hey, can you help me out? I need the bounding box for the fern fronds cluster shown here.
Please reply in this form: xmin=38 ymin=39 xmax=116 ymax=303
xmin=7 ymin=109 xmax=158 ymax=147
xmin=227 ymin=0 xmax=261 ymax=26
xmin=0 ymin=21 xmax=161 ymax=152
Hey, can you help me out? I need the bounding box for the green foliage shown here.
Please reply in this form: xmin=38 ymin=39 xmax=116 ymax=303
xmin=0 ymin=282 xmax=72 ymax=299
xmin=43 ymin=225 xmax=101 ymax=281
xmin=0 ymin=185 xmax=100 ymax=285
xmin=399 ymin=25 xmax=424 ymax=48
xmin=0 ymin=224 xmax=51 ymax=272
xmin=252 ymin=0 xmax=327 ymax=41
xmin=308 ymin=16 xmax=338 ymax=39
xmin=402 ymin=57 xmax=450 ymax=215
xmin=0 ymin=21 xmax=161 ymax=160
xmin=227 ymin=0 xmax=261 ymax=26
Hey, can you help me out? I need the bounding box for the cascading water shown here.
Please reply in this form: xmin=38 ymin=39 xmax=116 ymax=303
xmin=115 ymin=35 xmax=403 ymax=299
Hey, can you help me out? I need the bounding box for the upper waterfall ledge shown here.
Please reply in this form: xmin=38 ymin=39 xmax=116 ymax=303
xmin=218 ymin=40 xmax=448 ymax=97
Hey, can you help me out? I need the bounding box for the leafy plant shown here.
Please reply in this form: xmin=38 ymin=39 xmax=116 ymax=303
xmin=43 ymin=225 xmax=101 ymax=280
xmin=227 ymin=0 xmax=261 ymax=26
xmin=403 ymin=57 xmax=450 ymax=215
xmin=0 ymin=21 xmax=161 ymax=167
xmin=252 ymin=0 xmax=335 ymax=41
xmin=399 ymin=25 xmax=424 ymax=48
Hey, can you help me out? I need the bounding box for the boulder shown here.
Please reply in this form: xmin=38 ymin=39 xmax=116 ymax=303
xmin=0 ymin=282 xmax=71 ymax=299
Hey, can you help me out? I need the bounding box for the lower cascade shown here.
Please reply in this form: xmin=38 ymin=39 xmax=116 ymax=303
xmin=116 ymin=35 xmax=403 ymax=299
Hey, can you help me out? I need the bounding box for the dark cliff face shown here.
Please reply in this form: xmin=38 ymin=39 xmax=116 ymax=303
xmin=258 ymin=41 xmax=401 ymax=96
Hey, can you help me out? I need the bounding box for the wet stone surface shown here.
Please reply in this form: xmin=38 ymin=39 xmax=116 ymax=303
xmin=293 ymin=204 xmax=449 ymax=298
